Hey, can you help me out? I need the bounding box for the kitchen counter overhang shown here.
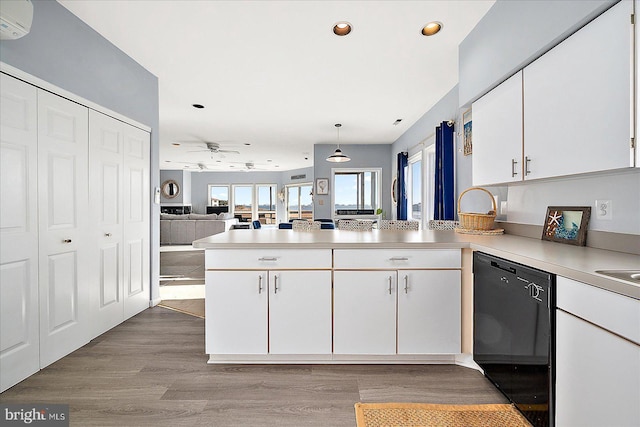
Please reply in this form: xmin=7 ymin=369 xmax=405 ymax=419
xmin=194 ymin=229 xmax=640 ymax=299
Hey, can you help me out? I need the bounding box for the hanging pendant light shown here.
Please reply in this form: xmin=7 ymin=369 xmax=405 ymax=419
xmin=326 ymin=123 xmax=351 ymax=162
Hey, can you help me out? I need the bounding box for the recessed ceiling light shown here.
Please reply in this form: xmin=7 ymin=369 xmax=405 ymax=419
xmin=421 ymin=21 xmax=443 ymax=36
xmin=192 ymin=104 xmax=205 ymax=109
xmin=393 ymin=119 xmax=403 ymax=126
xmin=267 ymin=159 xmax=272 ymax=162
xmin=333 ymin=21 xmax=352 ymax=36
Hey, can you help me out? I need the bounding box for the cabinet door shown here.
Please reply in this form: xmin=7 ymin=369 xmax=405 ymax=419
xmin=0 ymin=74 xmax=39 ymax=392
xmin=397 ymin=270 xmax=460 ymax=354
xmin=205 ymin=271 xmax=267 ymax=355
xmin=523 ymin=1 xmax=632 ymax=180
xmin=268 ymin=271 xmax=331 ymax=354
xmin=556 ymin=310 xmax=640 ymax=427
xmin=88 ymin=110 xmax=124 ymax=338
xmin=472 ymin=71 xmax=523 ymax=186
xmin=123 ymin=124 xmax=150 ymax=318
xmin=37 ymin=89 xmax=90 ymax=368
xmin=333 ymin=271 xmax=396 ymax=355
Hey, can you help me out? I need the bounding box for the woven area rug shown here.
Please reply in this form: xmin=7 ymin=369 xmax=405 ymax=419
xmin=354 ymin=403 xmax=532 ymax=427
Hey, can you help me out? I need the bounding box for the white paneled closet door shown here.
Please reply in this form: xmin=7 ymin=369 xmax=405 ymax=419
xmin=88 ymin=110 xmax=124 ymax=338
xmin=37 ymin=89 xmax=90 ymax=368
xmin=123 ymin=124 xmax=150 ymax=318
xmin=0 ymin=73 xmax=40 ymax=392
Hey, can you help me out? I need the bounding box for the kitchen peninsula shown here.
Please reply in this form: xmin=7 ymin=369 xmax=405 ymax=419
xmin=194 ymin=229 xmax=639 ymax=364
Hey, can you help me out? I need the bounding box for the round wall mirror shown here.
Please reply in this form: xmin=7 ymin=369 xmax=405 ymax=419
xmin=161 ymin=180 xmax=180 ymax=199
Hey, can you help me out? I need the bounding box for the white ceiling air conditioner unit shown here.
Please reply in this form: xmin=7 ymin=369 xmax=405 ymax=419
xmin=0 ymin=0 xmax=33 ymax=40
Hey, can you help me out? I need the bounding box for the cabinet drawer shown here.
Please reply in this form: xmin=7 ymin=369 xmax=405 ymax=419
xmin=557 ymin=276 xmax=640 ymax=344
xmin=206 ymin=249 xmax=332 ymax=270
xmin=333 ymin=249 xmax=460 ymax=269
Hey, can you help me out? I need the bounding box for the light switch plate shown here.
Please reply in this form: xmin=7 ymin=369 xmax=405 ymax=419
xmin=595 ymin=200 xmax=612 ymax=220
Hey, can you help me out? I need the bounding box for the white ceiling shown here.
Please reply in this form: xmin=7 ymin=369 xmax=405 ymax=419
xmin=58 ymin=0 xmax=494 ymax=172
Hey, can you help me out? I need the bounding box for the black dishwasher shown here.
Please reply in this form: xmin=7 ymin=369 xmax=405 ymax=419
xmin=473 ymin=251 xmax=555 ymax=427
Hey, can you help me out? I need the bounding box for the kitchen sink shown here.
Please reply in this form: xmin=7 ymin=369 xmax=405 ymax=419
xmin=595 ymin=270 xmax=640 ymax=283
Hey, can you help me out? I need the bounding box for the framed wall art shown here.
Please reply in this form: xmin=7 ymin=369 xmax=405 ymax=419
xmin=541 ymin=206 xmax=591 ymax=246
xmin=316 ymin=178 xmax=329 ymax=195
xmin=462 ymin=108 xmax=472 ymax=156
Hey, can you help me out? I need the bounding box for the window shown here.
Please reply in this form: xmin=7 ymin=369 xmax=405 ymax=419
xmin=287 ymin=184 xmax=313 ymax=221
xmin=208 ymin=185 xmax=229 ymax=207
xmin=332 ymin=168 xmax=381 ymax=217
xmin=408 ymin=153 xmax=422 ymax=222
xmin=233 ymin=185 xmax=253 ymax=222
xmin=257 ymin=184 xmax=277 ymax=224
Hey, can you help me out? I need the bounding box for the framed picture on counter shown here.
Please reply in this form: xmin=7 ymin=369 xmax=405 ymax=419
xmin=541 ymin=206 xmax=591 ymax=246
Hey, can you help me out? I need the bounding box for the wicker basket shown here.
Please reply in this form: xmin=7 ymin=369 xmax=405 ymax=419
xmin=457 ymin=187 xmax=497 ymax=230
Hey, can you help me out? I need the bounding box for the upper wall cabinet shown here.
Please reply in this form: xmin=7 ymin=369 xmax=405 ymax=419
xmin=523 ymin=0 xmax=632 ymax=180
xmin=472 ymin=71 xmax=523 ymax=186
xmin=472 ymin=0 xmax=634 ymax=186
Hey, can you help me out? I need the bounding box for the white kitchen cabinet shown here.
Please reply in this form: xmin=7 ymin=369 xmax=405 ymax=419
xmin=0 ymin=73 xmax=40 ymax=392
xmin=556 ymin=310 xmax=640 ymax=427
xmin=205 ymin=249 xmax=332 ymax=357
xmin=206 ymin=270 xmax=268 ymax=355
xmin=556 ymin=276 xmax=640 ymax=427
xmin=268 ymin=270 xmax=331 ymax=354
xmin=333 ymin=271 xmax=397 ymax=355
xmin=472 ymin=71 xmax=523 ymax=186
xmin=397 ymin=270 xmax=461 ymax=354
xmin=472 ymin=1 xmax=633 ymax=186
xmin=523 ymin=0 xmax=632 ymax=180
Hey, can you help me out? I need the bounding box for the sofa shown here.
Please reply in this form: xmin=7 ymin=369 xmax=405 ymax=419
xmin=160 ymin=213 xmax=238 ymax=245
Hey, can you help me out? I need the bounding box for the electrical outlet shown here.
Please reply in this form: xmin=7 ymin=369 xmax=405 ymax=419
xmin=595 ymin=200 xmax=612 ymax=220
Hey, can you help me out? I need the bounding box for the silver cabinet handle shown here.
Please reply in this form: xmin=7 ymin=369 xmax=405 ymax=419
xmin=104 ymin=233 xmax=112 ymax=237
xmin=388 ymin=276 xmax=393 ymax=294
xmin=389 ymin=257 xmax=409 ymax=261
xmin=258 ymin=275 xmax=263 ymax=294
xmin=258 ymin=257 xmax=278 ymax=262
xmin=511 ymin=159 xmax=518 ymax=177
xmin=404 ymin=275 xmax=409 ymax=294
xmin=274 ymin=275 xmax=278 ymax=294
xmin=63 ymin=239 xmax=72 ymax=243
xmin=525 ymin=156 xmax=532 ymax=176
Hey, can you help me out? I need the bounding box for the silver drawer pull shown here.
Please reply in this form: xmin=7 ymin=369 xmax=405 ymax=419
xmin=389 ymin=257 xmax=409 ymax=261
xmin=511 ymin=159 xmax=518 ymax=177
xmin=63 ymin=239 xmax=72 ymax=243
xmin=274 ymin=275 xmax=279 ymax=294
xmin=388 ymin=276 xmax=393 ymax=294
xmin=404 ymin=275 xmax=409 ymax=294
xmin=258 ymin=275 xmax=263 ymax=294
xmin=258 ymin=257 xmax=278 ymax=262
xmin=525 ymin=156 xmax=532 ymax=176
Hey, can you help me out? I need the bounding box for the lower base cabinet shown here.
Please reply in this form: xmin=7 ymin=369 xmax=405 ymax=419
xmin=206 ymin=270 xmax=331 ymax=355
xmin=556 ymin=310 xmax=640 ymax=427
xmin=333 ymin=270 xmax=461 ymax=355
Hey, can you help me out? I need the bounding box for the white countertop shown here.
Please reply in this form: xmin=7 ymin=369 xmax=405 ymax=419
xmin=194 ymin=229 xmax=640 ymax=299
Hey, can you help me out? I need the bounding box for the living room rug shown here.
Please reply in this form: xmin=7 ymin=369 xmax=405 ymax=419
xmin=158 ymin=299 xmax=205 ymax=319
xmin=354 ymin=403 xmax=532 ymax=427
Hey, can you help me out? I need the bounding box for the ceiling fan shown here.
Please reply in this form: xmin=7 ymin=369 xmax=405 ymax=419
xmin=229 ymin=161 xmax=268 ymax=171
xmin=168 ymin=161 xmax=216 ymax=171
xmin=180 ymin=141 xmax=241 ymax=158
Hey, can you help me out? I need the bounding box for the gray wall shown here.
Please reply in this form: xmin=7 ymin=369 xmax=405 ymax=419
xmin=159 ymin=170 xmax=192 ymax=205
xmin=1 ymin=1 xmax=161 ymax=299
xmin=313 ymin=144 xmax=393 ymax=219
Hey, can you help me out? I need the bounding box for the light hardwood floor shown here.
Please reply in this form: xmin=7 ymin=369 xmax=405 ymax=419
xmin=0 ymin=307 xmax=506 ymax=426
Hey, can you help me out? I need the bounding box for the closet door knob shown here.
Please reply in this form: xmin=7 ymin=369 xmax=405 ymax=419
xmin=63 ymin=239 xmax=72 ymax=243
xmin=105 ymin=233 xmax=112 ymax=237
